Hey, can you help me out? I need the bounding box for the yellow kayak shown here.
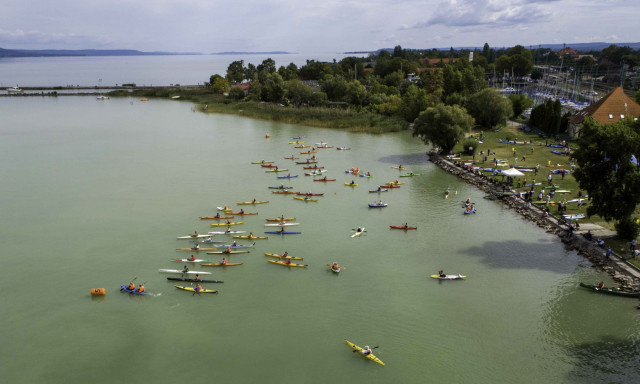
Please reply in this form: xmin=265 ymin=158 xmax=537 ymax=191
xmin=237 ymin=201 xmax=269 ymax=205
xmin=233 ymin=234 xmax=268 ymax=240
xmin=293 ymin=196 xmax=318 ymax=202
xmin=385 ymin=181 xmax=405 ymax=185
xmin=344 ymin=340 xmax=385 ymax=366
xmin=210 ymin=222 xmax=244 ymax=227
xmin=267 ymin=260 xmax=308 ymax=268
xmin=344 ymin=182 xmax=358 ymax=187
xmin=264 ymin=252 xmax=303 ymax=260
xmin=175 ymin=285 xmax=218 ymax=294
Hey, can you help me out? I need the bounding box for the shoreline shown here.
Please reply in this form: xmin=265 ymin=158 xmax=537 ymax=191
xmin=428 ymin=150 xmax=640 ymax=291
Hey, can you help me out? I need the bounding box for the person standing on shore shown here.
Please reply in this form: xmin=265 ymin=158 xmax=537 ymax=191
xmin=535 ymin=163 xmax=539 ymax=176
xmin=606 ymin=247 xmax=612 ymax=260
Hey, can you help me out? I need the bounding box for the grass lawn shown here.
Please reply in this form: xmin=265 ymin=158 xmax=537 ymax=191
xmin=451 ymin=121 xmax=640 ymax=267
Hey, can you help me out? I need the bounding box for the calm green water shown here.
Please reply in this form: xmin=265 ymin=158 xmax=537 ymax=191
xmin=1 ymin=97 xmax=639 ymax=383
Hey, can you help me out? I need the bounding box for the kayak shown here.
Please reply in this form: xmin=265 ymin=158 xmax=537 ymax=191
xmin=295 ymin=192 xmax=323 ymax=196
xmin=284 ymin=156 xmax=300 ymax=160
xmin=172 ymin=258 xmax=209 ymax=262
xmin=264 ymin=222 xmax=300 ymax=226
xmin=212 ymin=243 xmax=256 ymax=248
xmin=120 ymin=285 xmax=149 ymax=295
xmin=330 ymin=266 xmax=341 ymax=273
xmin=344 ymin=182 xmax=358 ymax=187
xmin=381 ymin=184 xmax=400 ymax=189
xmin=208 ymin=230 xmax=245 ymax=235
xmin=368 ymin=203 xmax=388 ymax=208
xmin=430 ymin=274 xmax=466 ymax=280
xmin=292 ymin=136 xmax=305 ymax=140
xmin=206 ymin=250 xmax=250 ymax=254
xmin=267 ymin=260 xmax=308 ymax=268
xmin=201 ymin=262 xmax=243 ymax=267
xmin=260 ymin=164 xmax=278 ymax=168
xmin=200 ymin=238 xmax=225 ymax=243
xmin=237 ymin=201 xmax=268 ymax=205
xmin=264 ymin=230 xmax=302 ymax=235
xmin=271 ymin=190 xmax=296 ymax=194
xmin=177 ymin=234 xmax=211 ymax=239
xmin=210 ymin=222 xmax=244 ymax=226
xmin=217 ymin=206 xmax=233 ymax=211
xmin=277 ymin=175 xmax=299 ymax=179
xmin=175 ymin=285 xmax=218 ymax=294
xmin=296 ymin=161 xmax=317 ymax=164
xmin=316 ymin=145 xmax=333 ymax=148
xmin=399 ymin=173 xmax=420 ymax=177
xmin=463 ymin=208 xmax=476 ymax=214
xmin=158 ymin=269 xmax=211 ymax=275
xmin=369 ymin=189 xmax=388 ymax=193
xmin=300 ymin=151 xmax=316 ymax=154
xmin=336 ymin=147 xmax=350 ymax=150
xmin=265 ymin=217 xmax=296 ymax=222
xmin=227 ymin=211 xmax=258 ymax=215
xmin=344 ymin=340 xmax=385 ymax=366
xmin=293 ymin=196 xmax=318 ymax=202
xmin=233 ymin=234 xmax=268 ymax=239
xmin=167 ymin=277 xmax=223 ymax=283
xmin=385 ymin=181 xmax=405 ymax=185
xmin=391 ymin=166 xmax=406 ymax=170
xmin=263 ymin=252 xmax=303 ymax=260
xmin=265 ymin=169 xmax=289 ymax=173
xmin=352 ymin=227 xmax=365 ymax=238
xmin=251 ymin=160 xmax=274 ymax=164
xmin=359 ymin=174 xmax=373 ymax=178
xmin=579 ymin=283 xmax=640 ymax=298
xmin=314 ymin=178 xmax=336 ymax=182
xmin=304 ymin=171 xmax=327 ymax=176
xmin=268 ymin=185 xmax=293 ymax=189
xmin=389 ymin=225 xmax=417 ymax=230
xmin=294 ymin=145 xmax=311 ymax=148
xmin=199 ymin=215 xmax=234 ymax=220
xmin=288 ymin=141 xmax=305 ymax=144
xmin=176 ymin=247 xmax=214 ymax=251
xmin=303 ymin=165 xmax=324 ymax=169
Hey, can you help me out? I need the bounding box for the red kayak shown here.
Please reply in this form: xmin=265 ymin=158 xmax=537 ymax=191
xmin=390 ymin=225 xmax=417 ymax=230
xmin=261 ymin=164 xmax=278 ymax=168
xmin=381 ymin=184 xmax=401 ymax=189
xmin=314 ymin=178 xmax=336 ymax=182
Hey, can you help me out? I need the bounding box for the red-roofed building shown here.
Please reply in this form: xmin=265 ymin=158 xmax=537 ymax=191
xmin=568 ymin=86 xmax=640 ymax=136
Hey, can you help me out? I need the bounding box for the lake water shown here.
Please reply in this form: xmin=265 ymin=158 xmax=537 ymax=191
xmin=1 ymin=96 xmax=640 ymax=384
xmin=0 ymin=53 xmax=364 ymax=88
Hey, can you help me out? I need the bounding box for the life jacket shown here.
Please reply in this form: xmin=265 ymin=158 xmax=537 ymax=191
xmin=137 ymin=286 xmax=145 ymax=293
xmin=128 ymin=284 xmax=135 ymax=290
xmin=222 ymin=259 xmax=227 ymax=265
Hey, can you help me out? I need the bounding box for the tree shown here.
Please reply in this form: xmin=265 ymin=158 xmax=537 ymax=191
xmin=244 ymin=63 xmax=257 ymax=81
xmin=465 ymin=88 xmax=512 ymax=129
xmin=278 ymin=63 xmax=299 ymax=81
xmin=495 ymin=45 xmax=534 ymax=77
xmin=572 ymin=118 xmax=640 ymax=238
xmin=285 ymin=80 xmax=312 ymax=106
xmin=319 ymin=75 xmax=348 ymax=101
xmin=209 ymin=74 xmax=224 ymax=87
xmin=413 ymin=104 xmax=475 ymax=153
xmin=260 ymin=72 xmax=285 ymax=102
xmin=211 ymin=77 xmax=230 ymax=94
xmin=257 ymin=58 xmax=277 ymax=74
xmin=508 ymin=94 xmax=533 ymax=118
xmin=400 ymin=84 xmax=430 ymax=122
xmin=226 ymin=60 xmax=245 ymax=84
xmin=228 ymin=86 xmax=246 ymax=100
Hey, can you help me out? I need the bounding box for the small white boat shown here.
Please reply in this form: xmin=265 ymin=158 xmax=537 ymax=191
xmin=7 ymin=86 xmax=23 ymax=94
xmin=96 ymin=95 xmax=110 ymax=100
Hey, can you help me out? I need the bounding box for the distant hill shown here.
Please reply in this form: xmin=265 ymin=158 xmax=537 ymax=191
xmin=349 ymin=42 xmax=640 ymax=54
xmin=0 ymin=48 xmax=201 ymax=58
xmin=211 ymin=51 xmax=293 ymax=55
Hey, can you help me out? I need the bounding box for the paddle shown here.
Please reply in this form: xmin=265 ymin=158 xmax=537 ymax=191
xmin=353 ymin=346 xmax=379 ymax=353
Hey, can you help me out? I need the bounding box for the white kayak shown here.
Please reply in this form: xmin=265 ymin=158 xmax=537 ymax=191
xmin=171 ymin=258 xmax=208 ymax=263
xmin=430 ymin=274 xmax=466 ymax=280
xmin=158 ymin=269 xmax=211 ymax=275
xmin=208 ymin=231 xmax=246 ymax=235
xmin=351 ymin=227 xmax=365 ymax=238
xmin=264 ymin=222 xmax=300 ymax=227
xmin=177 ymin=234 xmax=211 ymax=239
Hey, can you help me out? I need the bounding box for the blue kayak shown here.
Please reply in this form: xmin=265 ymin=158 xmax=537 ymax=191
xmin=120 ymin=285 xmax=149 ymax=295
xmin=277 ymin=175 xmax=298 ymax=179
xmin=463 ymin=208 xmax=476 ymax=214
xmin=264 ymin=231 xmax=302 ymax=235
xmin=368 ymin=203 xmax=388 ymax=208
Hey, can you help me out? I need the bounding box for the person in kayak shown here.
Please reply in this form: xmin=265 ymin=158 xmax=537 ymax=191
xmin=189 ymin=255 xmax=196 ymax=261
xmin=225 ymin=247 xmax=232 ymax=254
xmin=439 ymin=270 xmax=446 ymax=277
xmin=597 ymin=281 xmax=605 ymax=289
xmin=127 ymin=282 xmax=136 ymax=291
xmin=182 ymin=265 xmax=189 ymax=273
xmin=195 ymin=284 xmax=203 ymax=293
xmin=240 ymin=208 xmax=245 ymax=214
xmin=252 ymin=198 xmax=257 ymax=203
xmin=331 ymin=262 xmax=339 ymax=271
xmin=221 ymin=258 xmax=228 ymax=265
xmin=283 ymin=251 xmax=289 ymax=257
xmin=193 ymin=243 xmax=200 ymax=250
xmin=350 ymin=180 xmax=355 ymax=185
xmin=356 ymin=227 xmax=363 ymax=233
xmin=285 ymin=259 xmax=292 ymax=265
xmin=194 ymin=274 xmax=201 ymax=281
xmin=465 ymin=198 xmax=471 ymax=205
xmin=136 ymin=284 xmax=145 ymax=293
xmin=226 ymin=220 xmax=232 ymax=225
xmin=214 ymin=212 xmax=220 ymax=218
xmin=445 ymin=190 xmax=450 ymax=198
xmin=192 ymin=231 xmax=199 ymax=237
xmin=232 ymin=241 xmax=238 ymax=247
xmin=363 ymin=346 xmax=372 ymax=355
xmin=404 ymin=223 xmax=409 ymax=230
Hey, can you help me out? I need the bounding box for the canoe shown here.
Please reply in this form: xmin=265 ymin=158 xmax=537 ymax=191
xmin=176 ymin=248 xmax=214 ymax=251
xmin=314 ymin=178 xmax=336 ymax=182
xmin=211 ymin=243 xmax=256 ymax=248
xmin=579 ymin=283 xmax=640 ymax=298
xmin=344 ymin=182 xmax=358 ymax=187
xmin=208 ymin=230 xmax=246 ymax=235
xmin=177 ymin=234 xmax=211 ymax=239
xmin=199 ymin=215 xmax=234 ymax=220
xmin=210 ymin=222 xmax=244 ymax=226
xmin=201 ymin=262 xmax=244 ymax=267
xmin=265 ymin=169 xmax=289 ymax=173
xmin=267 ymin=260 xmax=308 ymax=268
xmin=237 ymin=201 xmax=268 ymax=205
xmin=264 ymin=222 xmax=300 ymax=226
xmin=158 ymin=269 xmax=211 ymax=275
xmin=271 ymin=190 xmax=296 ymax=194
xmin=175 ymin=285 xmax=218 ymax=294
xmin=233 ymin=235 xmax=268 ymax=240
xmin=389 ymin=225 xmax=417 ymax=230
xmin=264 ymin=230 xmax=302 ymax=235
xmin=430 ymin=274 xmax=466 ymax=280
xmin=265 ymin=217 xmax=296 ymax=222
xmin=251 ymin=160 xmax=274 ymax=164
xmin=368 ymin=203 xmax=388 ymax=208
xmin=268 ymin=185 xmax=293 ymax=189
xmin=293 ymin=196 xmax=318 ymax=202
xmin=369 ymin=189 xmax=388 ymax=193
xmin=206 ymin=250 xmax=250 ymax=254
xmin=303 ymin=166 xmax=324 ymax=169
xmin=277 ymin=175 xmax=298 ymax=179
xmin=172 ymin=258 xmax=209 ymax=262
xmin=120 ymin=285 xmax=149 ymax=295
xmin=227 ymin=211 xmax=258 ymax=215
xmin=352 ymin=227 xmax=365 ymax=238
xmin=344 ymin=340 xmax=385 ymax=366
xmin=399 ymin=173 xmax=420 ymax=177
xmin=264 ymin=252 xmax=303 ymax=260
xmin=167 ymin=277 xmax=223 ymax=283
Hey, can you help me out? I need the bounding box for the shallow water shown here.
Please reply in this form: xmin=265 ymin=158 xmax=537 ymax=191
xmin=1 ymin=96 xmax=639 ymax=383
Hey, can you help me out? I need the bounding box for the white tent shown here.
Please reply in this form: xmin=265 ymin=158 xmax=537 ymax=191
xmin=500 ymin=168 xmax=525 ymax=177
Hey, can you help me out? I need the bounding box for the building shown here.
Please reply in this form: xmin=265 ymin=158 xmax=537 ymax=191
xmin=568 ymin=86 xmax=640 ymax=136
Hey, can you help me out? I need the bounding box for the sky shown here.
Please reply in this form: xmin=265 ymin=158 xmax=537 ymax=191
xmin=0 ymin=0 xmax=637 ymax=53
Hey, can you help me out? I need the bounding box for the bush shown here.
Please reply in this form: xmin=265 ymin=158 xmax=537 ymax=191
xmin=615 ymin=218 xmax=640 ymax=240
xmin=461 ymin=138 xmax=479 ymax=155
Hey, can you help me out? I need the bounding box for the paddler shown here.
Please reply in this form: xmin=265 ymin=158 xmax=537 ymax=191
xmin=226 ymin=220 xmax=232 ymax=225
xmin=403 ymin=223 xmax=408 ymax=230
xmin=283 ymin=251 xmax=289 ymax=257
xmin=136 ymin=284 xmax=145 ymax=293
xmin=350 ymin=180 xmax=355 ymax=185
xmin=189 ymin=255 xmax=196 ymax=261
xmin=285 ymin=259 xmax=292 ymax=265
xmin=363 ymin=346 xmax=372 ymax=355
xmin=192 ymin=231 xmax=199 ymax=237
xmin=127 ymin=282 xmax=136 ymax=291
xmin=331 ymin=262 xmax=339 ymax=271
xmin=182 ymin=265 xmax=189 ymax=273
xmin=221 ymin=258 xmax=228 ymax=265
xmin=195 ymin=284 xmax=203 ymax=293
xmin=240 ymin=208 xmax=245 ymax=214
xmin=193 ymin=243 xmax=200 ymax=250
xmin=232 ymin=241 xmax=238 ymax=247
xmin=465 ymin=198 xmax=471 ymax=205
xmin=597 ymin=281 xmax=604 ymax=289
xmin=439 ymin=270 xmax=446 ymax=277
xmin=194 ymin=274 xmax=201 ymax=281
xmin=214 ymin=212 xmax=220 ymax=218
xmin=225 ymin=247 xmax=232 ymax=254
